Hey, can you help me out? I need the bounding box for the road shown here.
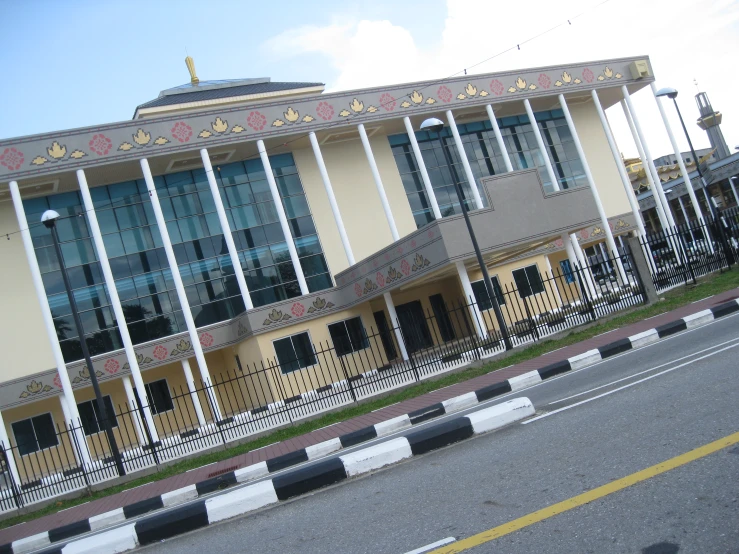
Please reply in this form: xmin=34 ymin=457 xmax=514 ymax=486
xmin=139 ymin=313 xmax=739 ymax=553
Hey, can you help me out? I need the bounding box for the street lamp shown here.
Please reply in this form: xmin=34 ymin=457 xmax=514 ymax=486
xmin=41 ymin=210 xmax=125 ymax=477
xmin=419 ymin=117 xmax=512 ymax=351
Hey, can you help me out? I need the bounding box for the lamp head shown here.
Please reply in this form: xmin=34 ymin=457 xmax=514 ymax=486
xmin=420 ymin=117 xmax=445 ymax=134
xmin=41 ymin=210 xmax=60 ymax=229
xmin=655 ymin=87 xmax=678 ymax=99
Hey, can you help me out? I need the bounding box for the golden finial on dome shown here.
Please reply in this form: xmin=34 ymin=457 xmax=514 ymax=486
xmin=185 ymin=56 xmax=199 ymax=85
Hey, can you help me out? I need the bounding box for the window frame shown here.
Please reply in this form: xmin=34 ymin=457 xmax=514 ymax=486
xmin=11 ymin=412 xmax=59 ymax=456
xmin=144 ymin=378 xmax=174 ymax=415
xmin=511 ymin=263 xmax=545 ymax=299
xmin=273 ymin=330 xmax=317 ymax=375
xmin=77 ymin=395 xmax=118 ymax=436
xmin=327 ymin=316 xmax=370 ymax=357
xmin=470 ymin=275 xmax=506 ymax=310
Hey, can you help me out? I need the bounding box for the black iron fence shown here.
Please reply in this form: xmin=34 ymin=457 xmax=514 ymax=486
xmin=0 ymin=247 xmax=646 ymax=512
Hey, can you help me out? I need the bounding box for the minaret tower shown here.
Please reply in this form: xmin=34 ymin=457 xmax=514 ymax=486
xmin=695 ymin=90 xmax=730 ymax=160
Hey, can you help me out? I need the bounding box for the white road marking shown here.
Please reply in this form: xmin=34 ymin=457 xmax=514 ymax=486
xmin=523 ymin=341 xmax=739 ymax=424
xmin=403 ymin=537 xmax=456 ymax=554
xmin=548 ymin=335 xmax=739 ymax=405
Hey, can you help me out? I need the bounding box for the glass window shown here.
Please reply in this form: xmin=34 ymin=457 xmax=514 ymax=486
xmin=145 ymin=379 xmax=174 ymax=414
xmin=274 ymin=332 xmax=316 ymax=374
xmin=512 ymin=264 xmax=545 ymax=298
xmin=77 ymin=396 xmax=117 ymax=435
xmin=12 ymin=413 xmax=59 ymax=456
xmin=470 ymin=276 xmax=505 ymax=310
xmin=328 ymin=317 xmax=369 ymax=356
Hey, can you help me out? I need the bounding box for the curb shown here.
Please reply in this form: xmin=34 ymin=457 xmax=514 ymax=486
xmin=6 ymin=298 xmax=738 ymax=553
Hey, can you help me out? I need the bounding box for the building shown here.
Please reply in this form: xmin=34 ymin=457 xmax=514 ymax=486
xmin=0 ymin=55 xmax=658 ymax=498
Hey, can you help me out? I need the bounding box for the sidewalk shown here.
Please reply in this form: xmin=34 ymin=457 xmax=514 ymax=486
xmin=2 ymin=287 xmax=737 ymax=545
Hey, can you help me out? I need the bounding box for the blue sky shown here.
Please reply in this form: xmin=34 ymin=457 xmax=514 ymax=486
xmin=1 ymin=0 xmax=737 ymax=157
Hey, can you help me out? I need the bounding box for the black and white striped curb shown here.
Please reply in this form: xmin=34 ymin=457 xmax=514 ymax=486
xmin=6 ymin=298 xmax=737 ymax=554
xmin=21 ymin=398 xmax=535 ymax=554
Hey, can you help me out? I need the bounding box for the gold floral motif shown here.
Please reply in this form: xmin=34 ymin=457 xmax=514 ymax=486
xmin=573 ymin=78 xmax=582 ymax=84
xmin=71 ymin=366 xmax=104 ymax=384
xmin=604 ymin=66 xmax=614 ymax=79
xmin=133 ymin=129 xmax=151 ymax=146
xmin=350 ymin=98 xmax=364 ymax=113
xmin=32 ymin=156 xmax=48 ymax=165
xmin=69 ymin=150 xmax=86 ymax=159
xmin=339 ymin=109 xmax=351 ymax=117
xmin=457 ymin=94 xmax=466 ymax=100
xmin=386 ymin=266 xmax=402 ymax=284
xmin=366 ymin=106 xmax=378 ymax=113
xmin=284 ymin=107 xmax=300 ymax=123
xmin=411 ymin=253 xmax=430 ymax=272
xmin=232 ymin=125 xmax=245 ymax=133
xmin=554 ymin=80 xmax=563 ymax=87
xmin=19 ymin=379 xmax=53 ymax=399
xmin=118 ymin=142 xmax=134 ymax=151
xmin=363 ymin=278 xmax=378 ymax=294
xmin=272 ymin=120 xmax=285 ymax=127
xmin=591 ymin=226 xmax=604 ymax=237
xmin=47 ymin=141 xmax=66 ymax=159
xmin=465 ymin=83 xmax=478 ymax=97
xmin=199 ymin=130 xmax=213 ymax=138
xmin=562 ymin=71 xmax=572 ymax=84
xmin=615 ymin=73 xmax=622 ymax=79
xmin=400 ymin=101 xmax=411 ymax=108
xmin=479 ymin=91 xmax=489 ymax=97
xmin=153 ymin=137 xmax=169 ymax=145
xmin=307 ymin=296 xmax=336 ymax=314
xmin=528 ymin=84 xmax=537 ymax=90
xmin=597 ymin=75 xmax=605 ymax=81
xmin=425 ymin=98 xmax=436 ymax=104
xmin=507 ymin=87 xmax=517 ymax=93
xmin=409 ymin=91 xmax=423 ymax=104
xmin=516 ymin=77 xmax=527 ymax=90
xmin=302 ymin=115 xmax=314 ymax=122
xmin=212 ymin=117 xmax=228 ymax=133
xmin=237 ymin=321 xmax=249 ymax=337
xmin=263 ymin=308 xmax=291 ymax=326
xmin=615 ymin=218 xmax=628 ymax=229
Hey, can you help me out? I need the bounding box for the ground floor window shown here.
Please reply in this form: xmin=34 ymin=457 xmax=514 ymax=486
xmin=145 ymin=379 xmax=174 ymax=414
xmin=328 ymin=317 xmax=369 ymax=356
xmin=77 ymin=396 xmax=118 ymax=435
xmin=274 ymin=331 xmax=317 ymax=374
xmin=11 ymin=413 xmax=58 ymax=456
xmin=470 ymin=276 xmax=505 ymax=310
xmin=512 ymin=264 xmax=544 ymax=298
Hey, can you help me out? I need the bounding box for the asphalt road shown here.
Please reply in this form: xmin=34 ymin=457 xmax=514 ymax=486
xmin=136 ymin=313 xmax=739 ymax=553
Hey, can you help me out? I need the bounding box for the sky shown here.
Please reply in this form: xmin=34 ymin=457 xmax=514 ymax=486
xmin=1 ymin=0 xmax=738 ymax=160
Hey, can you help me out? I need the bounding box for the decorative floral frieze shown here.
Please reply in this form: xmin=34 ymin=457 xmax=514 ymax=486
xmin=122 ymin=352 xmax=154 ymax=370
xmin=237 ymin=320 xmax=249 ymax=337
xmin=0 ymin=147 xmax=25 ymax=171
xmin=263 ymin=308 xmax=291 ymax=326
xmin=411 ymin=253 xmax=430 ymax=272
xmin=198 ymin=116 xmax=246 ymax=139
xmin=306 ymin=297 xmax=335 ymax=314
xmin=386 ymin=266 xmax=403 ymax=284
xmin=72 ymin=366 xmax=104 ymax=385
xmin=508 ymin=77 xmax=538 ymax=93
xmin=271 ymin=107 xmax=316 ymax=128
xmin=19 ymin=380 xmax=53 ymax=399
xmin=170 ymin=339 xmax=192 ymax=356
xmin=362 ymin=278 xmax=378 ymax=294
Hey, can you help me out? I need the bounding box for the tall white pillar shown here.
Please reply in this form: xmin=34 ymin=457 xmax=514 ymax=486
xmin=0 ymin=409 xmax=22 ymax=489
xmin=121 ymin=376 xmax=146 ymax=445
xmin=140 ymin=158 xmax=223 ymax=422
xmin=9 ymin=181 xmax=92 ymax=467
xmin=403 ymin=117 xmax=442 ymax=220
xmin=256 ymin=140 xmax=309 ymax=294
xmin=383 ymin=293 xmax=409 ymax=361
xmin=571 ymin=235 xmax=598 ymax=298
xmin=181 ymin=359 xmax=207 ymax=427
xmin=591 ymin=89 xmax=647 ymax=238
xmin=455 ymin=261 xmax=487 ymax=339
xmin=76 ymin=170 xmax=159 ymax=442
xmin=200 ymin=149 xmax=254 ymax=310
xmin=308 ymin=132 xmax=355 ymax=265
xmin=58 ymin=394 xmax=82 ymax=466
xmin=543 ymin=255 xmax=564 ymax=306
xmin=651 ymin=82 xmax=707 ymax=227
xmin=446 ymin=110 xmax=484 ymax=210
xmin=621 ymin=87 xmax=676 ymax=229
xmin=677 ymin=196 xmax=697 ymax=245
xmin=620 ymin=100 xmax=669 ymax=232
xmin=358 ymin=124 xmax=400 ymax=241
xmin=485 ymin=105 xmax=514 ymax=172
xmin=558 ymin=95 xmax=625 ymax=282
xmin=524 ymin=98 xmax=560 ymax=192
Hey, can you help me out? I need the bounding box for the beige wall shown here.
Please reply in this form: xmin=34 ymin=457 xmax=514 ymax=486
xmin=0 ymin=202 xmax=56 ymax=381
xmin=570 ymin=99 xmax=632 ymax=219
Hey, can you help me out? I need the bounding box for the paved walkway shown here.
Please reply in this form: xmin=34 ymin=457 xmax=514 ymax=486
xmin=2 ymin=287 xmax=737 ymax=544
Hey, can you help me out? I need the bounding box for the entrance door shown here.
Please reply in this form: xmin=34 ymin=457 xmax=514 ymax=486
xmin=395 ymin=300 xmax=433 ymax=353
xmin=372 ymin=310 xmax=397 ymax=361
xmin=429 ymin=294 xmax=455 ymax=342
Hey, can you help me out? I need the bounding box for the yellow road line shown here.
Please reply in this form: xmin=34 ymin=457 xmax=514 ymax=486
xmin=429 ymin=431 xmax=739 ymax=553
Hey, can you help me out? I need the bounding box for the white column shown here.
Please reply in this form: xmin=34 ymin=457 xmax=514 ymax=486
xmin=486 ymin=105 xmax=514 ymax=172
xmin=621 ymin=88 xmax=676 ymax=228
xmin=76 ymin=170 xmax=159 ymax=442
xmin=571 ymin=235 xmax=598 ymax=298
xmin=383 ymin=293 xmax=409 ymax=361
xmin=651 ymin=82 xmax=707 ymax=227
xmin=121 ymin=376 xmax=146 ymax=445
xmin=181 ymin=359 xmax=207 ymax=427
xmin=730 ymin=177 xmax=739 ymax=207
xmin=558 ymin=95 xmax=626 ymax=282
xmin=524 ymin=98 xmax=560 ymax=192
xmin=455 ymin=261 xmax=487 ymax=339
xmin=9 ymin=181 xmax=92 ymax=467
xmin=403 ymin=117 xmax=442 ymax=220
xmin=446 ymin=110 xmax=484 ymax=210
xmin=200 ymin=149 xmax=253 ymax=310
xmin=57 ymin=394 xmax=82 ymax=466
xmin=358 ymin=124 xmax=400 ymax=241
xmin=678 ymin=196 xmax=697 ymax=246
xmin=544 ymin=255 xmax=563 ymax=305
xmin=308 ymin=132 xmax=355 ymax=265
xmin=257 ymin=140 xmax=309 ymax=294
xmin=0 ymin=409 xmax=22 ymax=489
xmin=140 ymin=158 xmax=223 ymax=422
xmin=591 ymin=90 xmax=647 ymax=238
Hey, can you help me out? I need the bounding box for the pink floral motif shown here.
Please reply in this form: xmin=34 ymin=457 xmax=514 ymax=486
xmin=316 ymin=101 xmax=335 ymax=121
xmin=538 ymin=73 xmax=552 ymax=89
xmin=54 ymin=374 xmax=62 ymax=389
xmin=376 ymin=272 xmax=386 ymax=287
xmin=555 ymin=238 xmax=564 ymax=248
xmin=88 ymin=134 xmax=112 ymax=156
xmin=397 ymin=246 xmax=404 ymax=255
xmin=291 ymin=302 xmax=305 ymax=317
xmin=411 ymin=239 xmax=417 ymax=248
xmin=582 ymin=68 xmax=594 ymax=83
xmin=354 ymin=283 xmax=362 ymax=297
xmin=171 ymin=121 xmax=193 ymax=143
xmin=490 ymin=79 xmax=505 ymax=96
xmin=247 ymin=111 xmax=267 ymax=131
xmin=437 ymin=85 xmax=452 ymax=103
xmin=401 ymin=259 xmax=411 ymax=276
xmin=379 ymin=93 xmax=396 ymax=112
xmin=427 ymin=230 xmax=434 ymax=239
xmin=580 ymin=229 xmax=589 ymax=240
xmin=0 ymin=147 xmax=24 ymax=171
xmin=152 ymin=345 xmax=168 ymax=360
xmin=104 ymin=359 xmax=120 ymax=374
xmin=199 ymin=332 xmax=214 ymax=347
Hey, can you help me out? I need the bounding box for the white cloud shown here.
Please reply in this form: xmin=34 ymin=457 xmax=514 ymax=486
xmin=262 ymin=0 xmax=739 ymax=158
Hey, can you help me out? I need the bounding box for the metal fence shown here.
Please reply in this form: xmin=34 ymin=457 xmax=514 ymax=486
xmin=0 ymin=247 xmax=646 ymax=512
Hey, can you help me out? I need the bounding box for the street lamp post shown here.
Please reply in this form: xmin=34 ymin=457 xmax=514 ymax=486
xmin=41 ymin=210 xmax=126 ymax=477
xmin=419 ymin=118 xmax=512 ymax=351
